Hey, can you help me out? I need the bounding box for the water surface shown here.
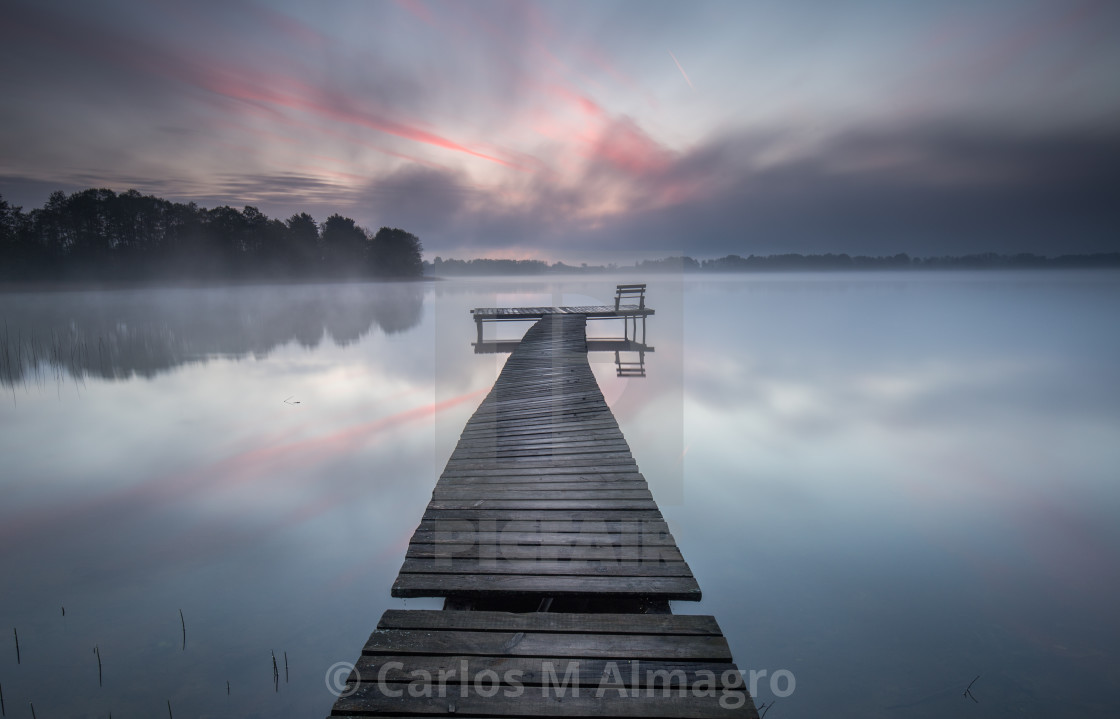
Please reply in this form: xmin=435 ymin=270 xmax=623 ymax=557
xmin=1 ymin=272 xmax=1117 ymax=717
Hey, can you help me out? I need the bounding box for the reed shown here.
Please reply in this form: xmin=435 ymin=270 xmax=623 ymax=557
xmin=94 ymin=644 xmax=102 ymax=687
xmin=12 ymin=628 xmax=18 ymax=665
xmin=179 ymin=609 xmax=185 ymax=651
xmin=964 ymin=674 xmax=980 ymax=703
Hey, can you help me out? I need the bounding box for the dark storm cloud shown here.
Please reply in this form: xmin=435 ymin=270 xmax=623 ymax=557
xmin=378 ymin=122 xmax=1120 ymax=258
xmin=648 ymin=123 xmax=1120 ymax=257
xmin=359 ymin=165 xmax=474 ymax=235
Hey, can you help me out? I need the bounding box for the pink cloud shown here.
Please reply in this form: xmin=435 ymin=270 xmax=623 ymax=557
xmin=8 ymin=4 xmax=522 ymax=170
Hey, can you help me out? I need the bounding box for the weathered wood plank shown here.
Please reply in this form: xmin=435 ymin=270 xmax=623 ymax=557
xmin=424 ymin=499 xmax=658 ymax=511
xmin=430 ymin=482 xmax=651 ymax=495
xmin=430 ymin=490 xmax=653 ymax=502
xmin=421 ymin=509 xmax=664 ymax=521
xmin=439 ymin=466 xmax=641 ymax=478
xmin=399 ymin=558 xmax=694 ymax=577
xmin=405 ymin=544 xmax=685 ymax=562
xmin=350 ymin=655 xmax=747 ymax=689
xmin=375 ymin=611 xmax=721 ymax=635
xmin=443 ymin=454 xmax=637 ymax=469
xmin=362 ymin=629 xmax=730 ymax=661
xmin=405 ymin=530 xmax=677 ymax=547
xmin=413 ymin=518 xmax=669 ymax=534
xmin=434 ymin=472 xmax=647 ymax=485
xmin=450 ymin=446 xmax=634 ymax=460
xmin=332 ymin=683 xmax=753 ymax=718
xmin=391 ymin=574 xmax=701 ymax=599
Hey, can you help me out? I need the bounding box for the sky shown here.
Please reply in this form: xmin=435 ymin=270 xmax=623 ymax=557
xmin=1 ymin=0 xmax=1118 ymax=261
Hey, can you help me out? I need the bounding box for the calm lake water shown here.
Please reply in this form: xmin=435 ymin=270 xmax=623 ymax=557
xmin=1 ymin=272 xmax=1118 ymax=718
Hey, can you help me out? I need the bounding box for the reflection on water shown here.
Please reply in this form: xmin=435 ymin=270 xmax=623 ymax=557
xmin=0 ymin=273 xmax=1117 ymax=718
xmin=669 ymin=271 xmax=1120 ymax=719
xmin=473 ymin=338 xmax=653 ymax=377
xmin=0 ymin=282 xmax=423 ymax=386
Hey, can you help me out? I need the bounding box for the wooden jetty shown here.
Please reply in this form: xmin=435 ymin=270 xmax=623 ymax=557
xmin=328 ymin=293 xmax=758 ymax=718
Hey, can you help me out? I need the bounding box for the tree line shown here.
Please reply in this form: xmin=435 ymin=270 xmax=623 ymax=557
xmin=0 ymin=188 xmax=423 ymax=281
xmin=691 ymin=252 xmax=1120 ymax=271
xmin=425 ymin=252 xmax=1120 ymax=276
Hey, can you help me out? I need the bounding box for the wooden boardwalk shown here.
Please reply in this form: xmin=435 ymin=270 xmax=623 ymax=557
xmin=395 ymin=313 xmax=693 ymax=602
xmin=328 ymin=310 xmax=758 ymax=718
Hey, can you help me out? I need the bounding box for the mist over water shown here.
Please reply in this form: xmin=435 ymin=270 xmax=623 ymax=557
xmin=0 ymin=272 xmax=1117 ymax=717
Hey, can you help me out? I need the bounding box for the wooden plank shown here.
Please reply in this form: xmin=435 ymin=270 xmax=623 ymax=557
xmin=424 ymin=499 xmax=658 ymax=511
xmin=404 ymin=530 xmax=677 ymax=547
xmin=376 ymin=611 xmax=721 ymax=635
xmin=450 ymin=446 xmax=634 ymax=459
xmin=430 ymin=490 xmax=653 ymax=502
xmin=453 ymin=438 xmax=631 ymax=451
xmin=413 ymin=518 xmax=669 ymax=533
xmin=351 ymin=655 xmax=745 ymax=688
xmin=332 ymin=681 xmax=752 ymax=718
xmin=439 ymin=466 xmax=641 ymax=478
xmin=405 ymin=544 xmax=685 ymax=563
xmin=443 ymin=454 xmax=637 ymax=469
xmin=455 ymin=421 xmax=624 ymax=440
xmin=430 ymin=481 xmax=651 ymax=494
xmin=399 ymin=558 xmax=694 ymax=577
xmin=362 ymin=629 xmax=730 ymax=661
xmin=391 ymin=574 xmax=701 ymax=599
xmin=434 ymin=472 xmax=646 ymax=485
xmin=453 ymin=436 xmax=628 ymax=450
xmin=458 ymin=417 xmax=621 ymax=436
xmin=421 ymin=509 xmax=664 ymax=521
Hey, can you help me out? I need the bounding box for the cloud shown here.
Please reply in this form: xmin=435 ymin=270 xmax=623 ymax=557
xmin=360 ymin=165 xmax=474 ymax=235
xmin=3 ymin=1 xmax=1118 ymax=260
xmin=6 ymin=118 xmax=1117 ymax=260
xmin=334 ymin=121 xmax=1120 ymax=258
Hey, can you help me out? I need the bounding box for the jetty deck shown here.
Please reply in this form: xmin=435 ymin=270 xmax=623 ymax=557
xmin=328 ymin=305 xmax=758 ymax=718
xmin=470 ymin=304 xmax=654 ymax=320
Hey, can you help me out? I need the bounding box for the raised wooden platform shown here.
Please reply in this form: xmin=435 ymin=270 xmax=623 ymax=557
xmin=393 ymin=313 xmax=697 ymax=601
xmin=332 ymin=610 xmax=757 ymax=718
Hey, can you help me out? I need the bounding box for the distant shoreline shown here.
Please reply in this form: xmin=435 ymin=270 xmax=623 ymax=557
xmin=0 ymin=274 xmax=439 ymax=294
xmin=424 ymin=252 xmax=1120 ymax=277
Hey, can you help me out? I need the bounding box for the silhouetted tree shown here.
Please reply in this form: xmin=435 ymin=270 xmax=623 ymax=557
xmin=285 ymin=212 xmax=321 ymax=272
xmin=369 ymin=226 xmax=423 ymax=277
xmin=320 ymin=214 xmax=369 ymax=277
xmin=0 ymin=195 xmax=33 ymax=278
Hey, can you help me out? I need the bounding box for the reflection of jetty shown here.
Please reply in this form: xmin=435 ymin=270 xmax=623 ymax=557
xmin=328 ymin=294 xmax=758 ymax=717
xmin=472 ymin=337 xmax=653 ymax=379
